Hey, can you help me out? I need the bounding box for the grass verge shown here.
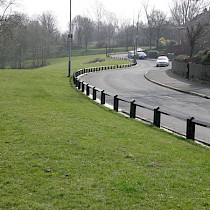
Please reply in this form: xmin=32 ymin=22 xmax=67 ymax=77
xmin=1 ymin=55 xmax=210 ymax=209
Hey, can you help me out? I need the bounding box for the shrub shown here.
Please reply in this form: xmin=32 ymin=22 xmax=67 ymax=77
xmin=175 ymin=54 xmax=188 ymax=62
xmin=201 ymin=50 xmax=210 ymax=65
xmin=146 ymin=50 xmax=159 ymax=58
xmin=159 ymin=37 xmax=167 ymax=46
xmin=192 ymin=55 xmax=201 ymax=64
xmin=192 ymin=49 xmax=210 ymax=65
xmin=174 ymin=49 xmax=210 ymax=65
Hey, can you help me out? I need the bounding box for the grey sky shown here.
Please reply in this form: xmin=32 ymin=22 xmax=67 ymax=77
xmin=17 ymin=0 xmax=171 ymax=32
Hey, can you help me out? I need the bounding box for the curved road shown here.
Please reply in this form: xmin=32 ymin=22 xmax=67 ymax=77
xmin=80 ymin=59 xmax=210 ymax=144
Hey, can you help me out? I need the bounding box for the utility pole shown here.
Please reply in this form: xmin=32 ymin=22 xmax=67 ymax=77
xmin=68 ymin=0 xmax=72 ymax=77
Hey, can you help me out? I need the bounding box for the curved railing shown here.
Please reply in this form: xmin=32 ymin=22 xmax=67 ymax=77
xmin=73 ymin=60 xmax=210 ymax=147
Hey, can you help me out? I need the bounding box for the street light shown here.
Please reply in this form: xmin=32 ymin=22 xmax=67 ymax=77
xmin=67 ymin=0 xmax=72 ymax=77
xmin=133 ymin=35 xmax=138 ymax=64
xmin=106 ymin=42 xmax=108 ymax=57
xmin=106 ymin=38 xmax=109 ymax=57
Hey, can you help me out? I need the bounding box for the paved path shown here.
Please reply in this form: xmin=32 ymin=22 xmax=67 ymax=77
xmin=145 ymin=68 xmax=210 ymax=99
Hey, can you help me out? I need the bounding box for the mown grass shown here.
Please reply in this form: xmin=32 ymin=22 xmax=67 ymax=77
xmin=60 ymin=47 xmax=129 ymax=57
xmin=1 ymin=55 xmax=210 ymax=209
xmin=70 ymin=46 xmax=151 ymax=57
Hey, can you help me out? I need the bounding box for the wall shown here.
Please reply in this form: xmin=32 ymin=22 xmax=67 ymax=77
xmin=172 ymin=61 xmax=210 ymax=81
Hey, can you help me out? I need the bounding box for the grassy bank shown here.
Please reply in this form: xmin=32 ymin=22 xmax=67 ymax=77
xmin=71 ymin=47 xmax=133 ymax=57
xmin=1 ymin=55 xmax=210 ymax=209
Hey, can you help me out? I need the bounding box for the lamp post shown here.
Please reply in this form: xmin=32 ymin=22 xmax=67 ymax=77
xmin=135 ymin=35 xmax=138 ymax=52
xmin=106 ymin=42 xmax=108 ymax=57
xmin=67 ymin=0 xmax=72 ymax=77
xmin=106 ymin=38 xmax=109 ymax=57
xmin=133 ymin=35 xmax=138 ymax=63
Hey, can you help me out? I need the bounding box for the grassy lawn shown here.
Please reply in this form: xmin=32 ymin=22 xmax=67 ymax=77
xmin=71 ymin=47 xmax=135 ymax=56
xmin=70 ymin=46 xmax=152 ymax=57
xmin=1 ymin=55 xmax=210 ymax=209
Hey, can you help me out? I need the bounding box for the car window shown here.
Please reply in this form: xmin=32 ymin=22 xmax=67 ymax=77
xmin=157 ymin=57 xmax=167 ymax=60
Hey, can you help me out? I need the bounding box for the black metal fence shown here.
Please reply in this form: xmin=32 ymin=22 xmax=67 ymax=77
xmin=73 ymin=65 xmax=210 ymax=147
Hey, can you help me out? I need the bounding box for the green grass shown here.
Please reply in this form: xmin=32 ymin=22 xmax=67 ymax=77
xmin=70 ymin=47 xmax=152 ymax=57
xmin=1 ymin=55 xmax=210 ymax=209
xmin=71 ymin=47 xmax=130 ymax=57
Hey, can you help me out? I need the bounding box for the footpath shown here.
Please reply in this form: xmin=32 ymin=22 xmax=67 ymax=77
xmin=145 ymin=68 xmax=210 ymax=99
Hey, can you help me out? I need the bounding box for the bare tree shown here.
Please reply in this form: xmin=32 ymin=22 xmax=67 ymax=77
xmin=142 ymin=1 xmax=154 ymax=49
xmin=39 ymin=12 xmax=59 ymax=57
xmin=142 ymin=1 xmax=168 ymax=49
xmin=170 ymin=0 xmax=208 ymax=26
xmin=117 ymin=19 xmax=135 ymax=50
xmin=82 ymin=17 xmax=93 ymax=49
xmin=149 ymin=9 xmax=168 ymax=49
xmin=104 ymin=11 xmax=118 ymax=48
xmin=27 ymin=20 xmax=43 ymax=67
xmin=135 ymin=10 xmax=141 ymax=48
xmin=93 ymin=0 xmax=106 ymax=43
xmin=39 ymin=12 xmax=58 ymax=35
xmin=187 ymin=22 xmax=208 ymax=57
xmin=0 ymin=1 xmax=25 ymax=68
xmin=7 ymin=13 xmax=28 ymax=68
xmin=170 ymin=0 xmax=210 ymax=56
xmin=0 ymin=0 xmax=16 ymax=22
xmin=72 ymin=15 xmax=84 ymax=46
xmin=72 ymin=15 xmax=94 ymax=49
xmin=26 ymin=16 xmax=57 ymax=68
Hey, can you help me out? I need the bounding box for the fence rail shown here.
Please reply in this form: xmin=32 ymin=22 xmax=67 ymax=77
xmin=73 ymin=63 xmax=210 ymax=147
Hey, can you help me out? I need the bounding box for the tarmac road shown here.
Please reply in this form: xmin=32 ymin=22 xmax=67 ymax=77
xmin=79 ymin=59 xmax=210 ymax=144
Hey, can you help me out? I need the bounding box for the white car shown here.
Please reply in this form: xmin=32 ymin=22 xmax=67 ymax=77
xmin=156 ymin=56 xmax=169 ymax=67
xmin=128 ymin=51 xmax=134 ymax=59
xmin=137 ymin=51 xmax=147 ymax=59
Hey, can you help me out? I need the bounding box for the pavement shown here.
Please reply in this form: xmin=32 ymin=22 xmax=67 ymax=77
xmin=145 ymin=68 xmax=210 ymax=99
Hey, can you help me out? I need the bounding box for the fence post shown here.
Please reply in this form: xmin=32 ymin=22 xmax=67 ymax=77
xmin=101 ymin=90 xmax=105 ymax=105
xmin=186 ymin=117 xmax=195 ymax=140
xmin=93 ymin=87 xmax=97 ymax=100
xmin=130 ymin=100 xmax=136 ymax=118
xmin=153 ymin=107 xmax=161 ymax=127
xmin=114 ymin=95 xmax=119 ymax=112
xmin=78 ymin=81 xmax=81 ymax=90
xmin=73 ymin=74 xmax=75 ymax=84
xmin=81 ymin=81 xmax=85 ymax=92
xmin=86 ymin=84 xmax=90 ymax=96
xmin=73 ymin=75 xmax=76 ymax=85
xmin=75 ymin=78 xmax=78 ymax=87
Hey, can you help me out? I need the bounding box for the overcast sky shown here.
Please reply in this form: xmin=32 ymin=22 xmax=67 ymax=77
xmin=16 ymin=0 xmax=171 ymax=32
